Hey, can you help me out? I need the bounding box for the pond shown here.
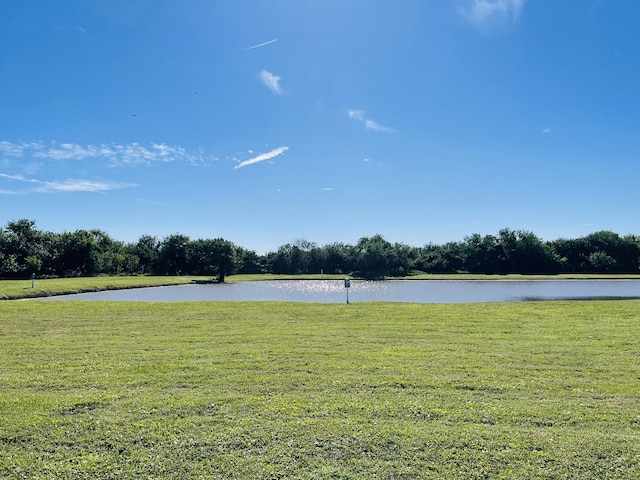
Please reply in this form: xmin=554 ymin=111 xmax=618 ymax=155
xmin=38 ymin=279 xmax=640 ymax=303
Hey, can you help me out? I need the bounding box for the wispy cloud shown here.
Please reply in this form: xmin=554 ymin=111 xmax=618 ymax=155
xmin=0 ymin=172 xmax=135 ymax=193
xmin=348 ymin=109 xmax=393 ymax=132
xmin=234 ymin=146 xmax=289 ymax=169
xmin=460 ymin=0 xmax=525 ymax=26
xmin=542 ymin=128 xmax=552 ymax=134
xmin=348 ymin=110 xmax=365 ymax=121
xmin=246 ymin=38 xmax=278 ymax=50
xmin=36 ymin=179 xmax=135 ymax=193
xmin=0 ymin=141 xmax=26 ymax=157
xmin=0 ymin=173 xmax=41 ymax=184
xmin=364 ymin=120 xmax=393 ymax=132
xmin=260 ymin=70 xmax=284 ymax=95
xmin=0 ymin=141 xmax=217 ymax=166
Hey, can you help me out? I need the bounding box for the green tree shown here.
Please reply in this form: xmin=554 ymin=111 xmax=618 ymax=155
xmin=588 ymin=251 xmax=616 ymax=272
xmin=211 ymin=238 xmax=236 ymax=282
xmin=321 ymin=242 xmax=350 ymax=274
xmin=183 ymin=238 xmax=237 ymax=280
xmin=133 ymin=235 xmax=160 ymax=274
xmin=550 ymin=231 xmax=640 ymax=273
xmin=549 ymin=237 xmax=591 ymax=273
xmin=0 ymin=252 xmax=20 ymax=278
xmin=268 ymin=243 xmax=303 ymax=274
xmin=54 ymin=230 xmax=99 ymax=276
xmin=25 ymin=255 xmax=42 ymax=274
xmin=585 ymin=231 xmax=639 ymax=273
xmin=353 ymin=235 xmax=392 ymax=279
xmin=0 ymin=219 xmax=50 ymax=277
xmin=158 ymin=234 xmax=190 ymax=275
xmin=461 ymin=234 xmax=502 ymax=273
xmin=495 ymin=228 xmax=560 ymax=274
xmin=235 ymin=247 xmax=265 ymax=274
xmin=417 ymin=242 xmax=465 ymax=273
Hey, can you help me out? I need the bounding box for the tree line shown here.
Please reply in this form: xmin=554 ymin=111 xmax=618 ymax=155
xmin=1 ymin=219 xmax=639 ymax=280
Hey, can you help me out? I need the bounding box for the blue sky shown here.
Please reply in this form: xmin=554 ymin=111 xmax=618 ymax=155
xmin=1 ymin=0 xmax=638 ymax=253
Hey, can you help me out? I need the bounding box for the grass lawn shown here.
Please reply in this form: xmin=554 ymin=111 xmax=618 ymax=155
xmin=0 ymin=276 xmax=211 ymax=300
xmin=0 ymin=300 xmax=638 ymax=478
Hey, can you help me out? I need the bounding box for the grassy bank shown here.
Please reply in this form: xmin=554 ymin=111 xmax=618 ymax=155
xmin=0 ymin=276 xmax=211 ymax=300
xmin=0 ymin=300 xmax=638 ymax=478
xmin=0 ymin=275 xmax=344 ymax=300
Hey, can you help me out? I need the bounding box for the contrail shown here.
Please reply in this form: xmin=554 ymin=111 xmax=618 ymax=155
xmin=245 ymin=38 xmax=278 ymax=50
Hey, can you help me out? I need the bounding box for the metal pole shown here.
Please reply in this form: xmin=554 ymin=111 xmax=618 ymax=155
xmin=344 ymin=278 xmax=350 ymax=304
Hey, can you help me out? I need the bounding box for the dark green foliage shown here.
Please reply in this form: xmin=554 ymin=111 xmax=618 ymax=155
xmin=0 ymin=219 xmax=53 ymax=277
xmin=132 ymin=235 xmax=160 ymax=274
xmin=1 ymin=219 xmax=639 ymax=278
xmin=551 ymin=231 xmax=640 ymax=274
xmin=156 ymin=234 xmax=191 ymax=275
xmin=352 ymin=235 xmax=395 ymax=279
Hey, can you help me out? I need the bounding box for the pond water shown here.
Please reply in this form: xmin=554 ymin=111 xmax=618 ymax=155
xmin=38 ymin=279 xmax=640 ymax=303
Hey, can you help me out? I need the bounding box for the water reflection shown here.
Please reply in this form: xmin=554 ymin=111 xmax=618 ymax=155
xmin=38 ymin=279 xmax=640 ymax=303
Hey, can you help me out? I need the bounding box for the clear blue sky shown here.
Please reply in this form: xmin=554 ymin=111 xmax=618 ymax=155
xmin=1 ymin=0 xmax=638 ymax=253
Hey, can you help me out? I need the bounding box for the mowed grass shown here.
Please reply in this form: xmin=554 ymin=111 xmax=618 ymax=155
xmin=0 ymin=276 xmax=210 ymax=300
xmin=0 ymin=300 xmax=638 ymax=479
